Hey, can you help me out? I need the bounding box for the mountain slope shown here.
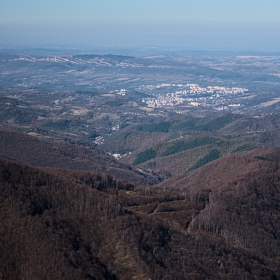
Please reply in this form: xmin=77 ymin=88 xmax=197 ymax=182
xmin=1 ymin=152 xmax=280 ymax=279
xmin=0 ymin=127 xmax=158 ymax=185
xmin=103 ymin=112 xmax=280 ymax=177
xmin=159 ymin=148 xmax=280 ymax=263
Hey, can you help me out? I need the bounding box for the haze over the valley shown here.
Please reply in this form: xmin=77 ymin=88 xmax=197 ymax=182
xmin=2 ymin=1 xmax=280 ymax=279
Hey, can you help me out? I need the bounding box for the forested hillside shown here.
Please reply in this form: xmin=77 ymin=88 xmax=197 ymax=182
xmin=0 ymin=128 xmax=158 ymax=185
xmin=103 ymin=113 xmax=280 ymax=178
xmin=1 ymin=148 xmax=280 ymax=279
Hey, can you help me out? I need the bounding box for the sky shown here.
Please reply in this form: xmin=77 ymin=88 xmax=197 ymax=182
xmin=1 ymin=0 xmax=280 ymax=51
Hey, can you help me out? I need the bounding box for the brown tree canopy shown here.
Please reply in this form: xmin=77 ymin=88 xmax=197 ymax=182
xmin=1 ymin=148 xmax=280 ymax=279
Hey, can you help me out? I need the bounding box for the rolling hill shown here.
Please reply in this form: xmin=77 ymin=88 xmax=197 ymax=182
xmin=102 ymin=112 xmax=280 ymax=178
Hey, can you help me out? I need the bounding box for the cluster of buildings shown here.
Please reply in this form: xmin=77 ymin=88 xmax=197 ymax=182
xmin=141 ymin=83 xmax=248 ymax=109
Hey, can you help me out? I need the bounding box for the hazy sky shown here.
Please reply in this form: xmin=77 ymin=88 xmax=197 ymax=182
xmin=1 ymin=0 xmax=280 ymax=51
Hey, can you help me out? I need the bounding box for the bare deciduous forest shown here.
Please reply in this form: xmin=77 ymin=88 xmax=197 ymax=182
xmin=1 ymin=147 xmax=280 ymax=279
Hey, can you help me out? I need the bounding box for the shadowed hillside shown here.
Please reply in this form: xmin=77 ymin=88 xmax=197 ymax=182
xmin=1 ymin=150 xmax=280 ymax=279
xmin=0 ymin=127 xmax=159 ymax=185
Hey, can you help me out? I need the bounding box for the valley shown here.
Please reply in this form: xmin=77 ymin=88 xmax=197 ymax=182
xmin=1 ymin=50 xmax=280 ymax=279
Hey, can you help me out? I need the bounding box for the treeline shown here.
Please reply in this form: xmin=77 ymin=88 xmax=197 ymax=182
xmin=161 ymin=137 xmax=219 ymax=156
xmin=189 ymin=113 xmax=242 ymax=131
xmin=137 ymin=122 xmax=171 ymax=133
xmin=188 ymin=149 xmax=221 ymax=171
xmin=231 ymin=143 xmax=258 ymax=154
xmin=133 ymin=137 xmax=220 ymax=166
xmin=163 ymin=113 xmax=242 ymax=132
xmin=133 ymin=148 xmax=157 ymax=165
xmin=42 ymin=119 xmax=71 ymax=130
